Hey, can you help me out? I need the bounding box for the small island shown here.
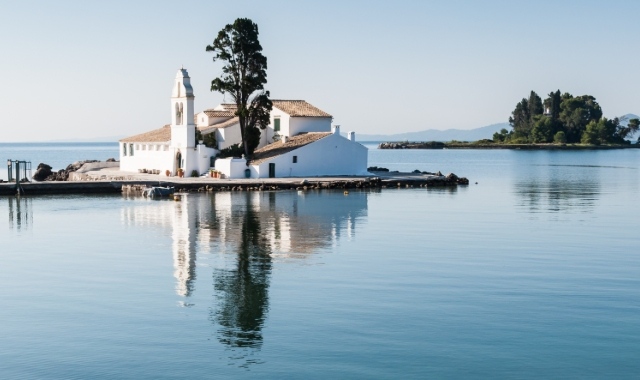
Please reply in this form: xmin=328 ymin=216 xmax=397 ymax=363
xmin=381 ymin=90 xmax=640 ymax=149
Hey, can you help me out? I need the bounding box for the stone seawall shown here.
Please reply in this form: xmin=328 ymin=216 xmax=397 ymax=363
xmin=0 ymin=174 xmax=469 ymax=196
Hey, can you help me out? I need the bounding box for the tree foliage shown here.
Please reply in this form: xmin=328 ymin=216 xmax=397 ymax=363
xmin=206 ymin=18 xmax=273 ymax=158
xmin=503 ymin=90 xmax=630 ymax=145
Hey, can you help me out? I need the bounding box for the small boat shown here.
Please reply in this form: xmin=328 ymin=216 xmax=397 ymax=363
xmin=143 ymin=186 xmax=175 ymax=197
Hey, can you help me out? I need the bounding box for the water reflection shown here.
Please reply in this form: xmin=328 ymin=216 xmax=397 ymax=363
xmin=211 ymin=193 xmax=272 ymax=354
xmin=8 ymin=197 xmax=32 ymax=230
xmin=204 ymin=191 xmax=367 ymax=362
xmin=120 ymin=190 xmax=369 ymax=363
xmin=514 ymin=166 xmax=600 ymax=214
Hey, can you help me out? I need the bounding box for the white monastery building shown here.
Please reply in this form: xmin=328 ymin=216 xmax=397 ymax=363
xmin=120 ymin=68 xmax=368 ymax=178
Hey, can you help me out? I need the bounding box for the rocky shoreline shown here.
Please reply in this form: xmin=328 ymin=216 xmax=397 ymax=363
xmin=32 ymin=159 xmax=118 ymax=181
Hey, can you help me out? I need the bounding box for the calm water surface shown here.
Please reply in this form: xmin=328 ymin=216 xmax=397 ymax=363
xmin=1 ymin=144 xmax=640 ymax=379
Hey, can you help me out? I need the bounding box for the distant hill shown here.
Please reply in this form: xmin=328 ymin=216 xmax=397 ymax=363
xmin=356 ymin=113 xmax=639 ymax=142
xmin=355 ymin=122 xmax=510 ymax=142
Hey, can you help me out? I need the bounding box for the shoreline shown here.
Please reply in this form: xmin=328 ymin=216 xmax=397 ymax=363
xmin=0 ymin=172 xmax=469 ymax=196
xmin=378 ymin=142 xmax=640 ymax=150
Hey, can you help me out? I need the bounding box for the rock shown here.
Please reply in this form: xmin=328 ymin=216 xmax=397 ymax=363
xmin=32 ymin=163 xmax=53 ymax=181
xmin=436 ymin=171 xmax=442 ymax=176
xmin=300 ymin=179 xmax=309 ymax=185
xmin=446 ymin=173 xmax=459 ymax=181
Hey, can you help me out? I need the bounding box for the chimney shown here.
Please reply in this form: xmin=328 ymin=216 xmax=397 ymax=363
xmin=332 ymin=125 xmax=341 ymax=135
xmin=348 ymin=131 xmax=355 ymax=141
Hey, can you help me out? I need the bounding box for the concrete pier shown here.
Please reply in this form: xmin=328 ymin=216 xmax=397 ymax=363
xmin=0 ymin=172 xmax=468 ymax=196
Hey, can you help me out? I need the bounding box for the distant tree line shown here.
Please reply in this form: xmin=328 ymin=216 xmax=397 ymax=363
xmin=494 ymin=90 xmax=639 ymax=145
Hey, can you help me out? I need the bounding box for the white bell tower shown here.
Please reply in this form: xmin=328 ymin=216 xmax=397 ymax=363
xmin=170 ymin=68 xmax=196 ymax=174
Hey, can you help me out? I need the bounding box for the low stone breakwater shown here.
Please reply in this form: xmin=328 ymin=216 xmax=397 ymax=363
xmin=1 ymin=174 xmax=469 ymax=196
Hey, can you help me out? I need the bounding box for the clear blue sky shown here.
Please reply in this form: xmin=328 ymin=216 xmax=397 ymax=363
xmin=1 ymin=0 xmax=638 ymax=141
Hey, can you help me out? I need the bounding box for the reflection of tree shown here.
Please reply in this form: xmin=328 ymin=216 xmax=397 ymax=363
xmin=515 ymin=178 xmax=600 ymax=213
xmin=211 ymin=193 xmax=272 ymax=352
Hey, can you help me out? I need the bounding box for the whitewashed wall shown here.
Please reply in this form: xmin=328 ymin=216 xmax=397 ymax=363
xmin=216 ymin=124 xmax=242 ymax=150
xmin=270 ymin=107 xmax=291 ymax=137
xmin=251 ymin=133 xmax=368 ymax=178
xmin=289 ymin=117 xmax=332 ymax=136
xmin=120 ymin=142 xmax=173 ymax=174
xmin=215 ymin=157 xmax=248 ymax=178
xmin=196 ymin=145 xmax=218 ymax=175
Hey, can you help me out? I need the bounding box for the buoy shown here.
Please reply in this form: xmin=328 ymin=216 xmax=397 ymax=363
xmin=344 ymin=191 xmax=349 ymax=195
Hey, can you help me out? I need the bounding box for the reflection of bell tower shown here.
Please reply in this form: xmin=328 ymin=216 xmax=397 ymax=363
xmin=170 ymin=68 xmax=196 ymax=174
xmin=173 ymin=196 xmax=198 ymax=297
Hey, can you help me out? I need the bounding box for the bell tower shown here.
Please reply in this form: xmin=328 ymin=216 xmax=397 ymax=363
xmin=171 ymin=68 xmax=195 ymax=149
xmin=170 ymin=68 xmax=196 ymax=174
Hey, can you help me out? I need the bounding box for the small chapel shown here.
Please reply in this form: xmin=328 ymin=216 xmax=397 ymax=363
xmin=119 ymin=69 xmax=368 ymax=178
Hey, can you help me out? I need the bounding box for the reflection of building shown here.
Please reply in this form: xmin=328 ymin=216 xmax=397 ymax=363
xmin=120 ymin=191 xmax=368 ymax=298
xmin=120 ymin=191 xmax=368 ymax=364
xmin=120 ymin=196 xmax=202 ymax=297
xmin=205 ymin=191 xmax=367 ymax=257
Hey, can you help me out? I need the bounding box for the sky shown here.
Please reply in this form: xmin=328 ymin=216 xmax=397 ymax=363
xmin=1 ymin=0 xmax=639 ymax=142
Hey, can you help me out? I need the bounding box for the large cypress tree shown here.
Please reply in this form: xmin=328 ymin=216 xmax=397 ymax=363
xmin=206 ymin=18 xmax=273 ymax=158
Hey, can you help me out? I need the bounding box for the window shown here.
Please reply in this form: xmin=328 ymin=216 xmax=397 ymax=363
xmin=123 ymin=143 xmax=127 ymax=156
xmin=292 ymin=155 xmax=297 ymax=163
xmin=274 ymin=118 xmax=280 ymax=131
xmin=130 ymin=144 xmax=134 ymax=156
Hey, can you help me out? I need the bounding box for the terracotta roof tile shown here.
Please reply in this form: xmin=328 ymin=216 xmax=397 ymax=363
xmin=203 ymin=109 xmax=235 ymax=118
xmin=120 ymin=125 xmax=171 ymax=143
xmin=198 ymin=117 xmax=239 ymax=134
xmin=250 ymin=132 xmax=332 ymax=165
xmin=220 ymin=103 xmax=238 ymax=111
xmin=272 ymin=100 xmax=332 ymax=118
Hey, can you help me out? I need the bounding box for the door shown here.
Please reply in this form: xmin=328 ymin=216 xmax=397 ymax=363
xmin=268 ymin=163 xmax=276 ymax=178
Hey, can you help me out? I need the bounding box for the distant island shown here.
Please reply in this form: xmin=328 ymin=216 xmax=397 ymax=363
xmin=496 ymin=90 xmax=639 ymax=145
xmin=377 ymin=90 xmax=639 ymax=149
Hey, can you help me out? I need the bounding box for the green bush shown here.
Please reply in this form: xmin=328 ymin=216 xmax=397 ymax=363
xmin=553 ymin=131 xmax=567 ymax=144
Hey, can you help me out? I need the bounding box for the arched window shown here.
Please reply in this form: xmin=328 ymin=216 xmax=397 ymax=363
xmin=179 ymin=103 xmax=184 ymax=125
xmin=175 ymin=103 xmax=180 ymax=125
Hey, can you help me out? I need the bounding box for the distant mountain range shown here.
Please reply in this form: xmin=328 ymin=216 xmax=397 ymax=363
xmin=355 ymin=123 xmax=510 ymax=142
xmin=356 ymin=113 xmax=640 ymax=142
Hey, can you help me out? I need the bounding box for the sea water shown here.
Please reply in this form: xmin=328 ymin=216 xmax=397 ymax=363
xmin=1 ymin=144 xmax=639 ymax=379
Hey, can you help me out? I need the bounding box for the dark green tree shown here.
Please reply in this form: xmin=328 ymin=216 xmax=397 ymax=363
xmin=629 ymin=118 xmax=640 ymax=139
xmin=544 ymin=90 xmax=562 ymax=122
xmin=530 ymin=116 xmax=554 ymax=143
xmin=528 ymin=91 xmax=544 ymax=119
xmin=206 ymin=18 xmax=273 ymax=158
xmin=509 ymin=98 xmax=531 ymax=135
xmin=553 ymin=131 xmax=567 ymax=144
xmin=618 ymin=118 xmax=640 ymax=141
xmin=559 ymin=95 xmax=602 ymax=143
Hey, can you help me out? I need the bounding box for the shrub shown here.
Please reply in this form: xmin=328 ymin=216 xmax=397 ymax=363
xmin=191 ymin=170 xmax=199 ymax=177
xmin=554 ymin=131 xmax=567 ymax=144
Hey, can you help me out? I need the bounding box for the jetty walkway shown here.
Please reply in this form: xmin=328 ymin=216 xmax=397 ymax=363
xmin=0 ymin=167 xmax=468 ymax=196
